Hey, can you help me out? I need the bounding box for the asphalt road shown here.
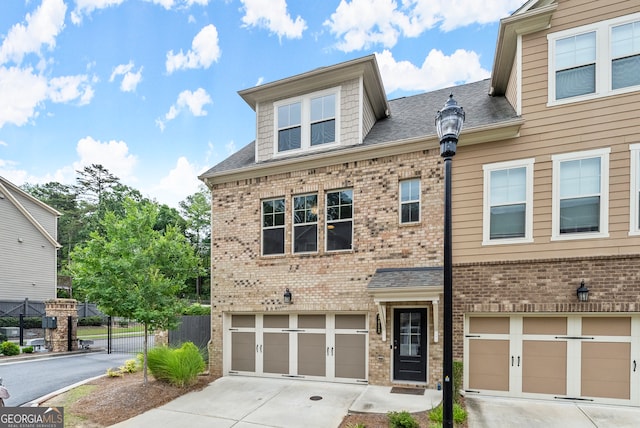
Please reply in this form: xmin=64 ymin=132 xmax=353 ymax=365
xmin=0 ymin=352 xmax=131 ymax=406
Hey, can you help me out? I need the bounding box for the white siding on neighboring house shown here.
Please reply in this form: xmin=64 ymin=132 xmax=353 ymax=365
xmin=0 ymin=177 xmax=61 ymax=301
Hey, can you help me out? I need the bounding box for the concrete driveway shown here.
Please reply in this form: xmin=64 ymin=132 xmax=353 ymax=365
xmin=466 ymin=395 xmax=640 ymax=428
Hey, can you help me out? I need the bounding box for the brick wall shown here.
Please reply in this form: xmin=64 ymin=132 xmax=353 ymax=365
xmin=453 ymin=254 xmax=640 ymax=358
xmin=209 ymin=147 xmax=445 ymax=386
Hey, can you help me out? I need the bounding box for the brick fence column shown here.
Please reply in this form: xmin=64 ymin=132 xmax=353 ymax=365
xmin=45 ymin=299 xmax=78 ymax=352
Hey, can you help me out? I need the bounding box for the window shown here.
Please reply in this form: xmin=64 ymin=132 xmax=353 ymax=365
xmin=262 ymin=198 xmax=285 ymax=255
xmin=326 ymin=189 xmax=353 ymax=251
xmin=554 ymin=32 xmax=596 ymax=100
xmin=548 ymin=13 xmax=640 ymax=105
xmin=310 ymin=94 xmax=336 ymax=146
xmin=630 ymin=144 xmax=640 ymax=235
xmin=293 ymin=194 xmax=318 ymax=253
xmin=399 ymin=179 xmax=420 ymax=224
xmin=612 ymin=21 xmax=640 ymax=90
xmin=552 ymin=148 xmax=610 ymax=240
xmin=277 ymin=102 xmax=301 ymax=152
xmin=274 ymin=88 xmax=339 ymax=155
xmin=483 ymin=159 xmax=534 ymax=245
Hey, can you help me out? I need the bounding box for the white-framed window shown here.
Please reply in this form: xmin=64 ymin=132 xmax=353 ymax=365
xmin=293 ymin=193 xmax=318 ymax=253
xmin=399 ymin=179 xmax=420 ymax=224
xmin=630 ymin=144 xmax=640 ymax=236
xmin=548 ymin=12 xmax=640 ymax=105
xmin=552 ymin=148 xmax=610 ymax=240
xmin=262 ymin=198 xmax=285 ymax=255
xmin=482 ymin=159 xmax=535 ymax=245
xmin=274 ymin=87 xmax=340 ymax=155
xmin=326 ymin=189 xmax=353 ymax=251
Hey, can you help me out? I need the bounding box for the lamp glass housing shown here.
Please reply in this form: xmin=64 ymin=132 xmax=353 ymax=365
xmin=435 ymin=94 xmax=465 ymax=141
xmin=576 ymin=281 xmax=589 ymax=302
xmin=284 ymin=288 xmax=292 ymax=304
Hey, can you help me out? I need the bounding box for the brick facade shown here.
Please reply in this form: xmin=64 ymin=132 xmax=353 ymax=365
xmin=453 ymin=255 xmax=640 ymax=358
xmin=209 ymin=147 xmax=446 ymax=386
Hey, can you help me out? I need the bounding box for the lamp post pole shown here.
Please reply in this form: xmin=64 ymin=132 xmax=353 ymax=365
xmin=435 ymin=94 xmax=465 ymax=428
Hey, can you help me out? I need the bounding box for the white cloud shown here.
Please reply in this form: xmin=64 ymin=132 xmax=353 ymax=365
xmin=150 ymin=156 xmax=202 ymax=208
xmin=48 ymin=74 xmax=94 ymax=105
xmin=325 ymin=0 xmax=522 ymax=52
xmin=146 ymin=0 xmax=210 ymax=9
xmin=375 ymin=49 xmax=490 ymax=94
xmin=255 ymin=76 xmax=264 ymax=86
xmin=0 ymin=0 xmax=67 ymax=65
xmin=240 ymin=0 xmax=307 ymax=39
xmin=73 ymin=136 xmax=138 ymax=183
xmin=109 ymin=62 xmax=143 ymax=92
xmin=157 ymin=88 xmax=212 ymax=130
xmin=0 ymin=141 xmax=7 ymax=147
xmin=166 ymin=24 xmax=221 ymax=74
xmin=0 ymin=66 xmax=48 ymax=127
xmin=71 ymin=0 xmax=125 ymax=25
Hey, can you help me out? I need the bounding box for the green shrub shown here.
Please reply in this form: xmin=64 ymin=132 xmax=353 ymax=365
xmin=0 ymin=341 xmax=21 ymax=356
xmin=428 ymin=403 xmax=467 ymax=425
xmin=388 ymin=411 xmax=419 ymax=428
xmin=78 ymin=316 xmax=104 ymax=327
xmin=120 ymin=359 xmax=139 ymax=373
xmin=147 ymin=342 xmax=205 ymax=387
xmin=453 ymin=360 xmax=463 ymax=403
xmin=182 ymin=304 xmax=211 ymax=316
xmin=0 ymin=333 xmax=6 ymax=343
xmin=22 ymin=346 xmax=34 ymax=354
xmin=0 ymin=317 xmax=41 ymax=329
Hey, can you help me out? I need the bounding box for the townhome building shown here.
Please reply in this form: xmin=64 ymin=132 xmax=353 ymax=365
xmin=456 ymin=0 xmax=640 ymax=406
xmin=200 ymin=0 xmax=640 ymax=405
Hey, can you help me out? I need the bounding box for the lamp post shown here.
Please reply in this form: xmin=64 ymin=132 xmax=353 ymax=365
xmin=435 ymin=93 xmax=465 ymax=428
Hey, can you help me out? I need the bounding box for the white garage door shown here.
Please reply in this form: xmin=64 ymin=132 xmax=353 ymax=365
xmin=465 ymin=315 xmax=639 ymax=405
xmin=226 ymin=313 xmax=368 ymax=383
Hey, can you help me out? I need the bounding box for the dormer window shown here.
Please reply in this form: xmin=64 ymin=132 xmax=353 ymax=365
xmin=274 ymin=87 xmax=340 ymax=155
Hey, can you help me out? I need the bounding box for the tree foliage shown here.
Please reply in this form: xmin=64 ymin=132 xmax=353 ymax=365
xmin=70 ymin=198 xmax=202 ymax=383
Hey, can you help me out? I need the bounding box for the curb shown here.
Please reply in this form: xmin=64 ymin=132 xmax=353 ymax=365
xmin=23 ymin=374 xmax=107 ymax=407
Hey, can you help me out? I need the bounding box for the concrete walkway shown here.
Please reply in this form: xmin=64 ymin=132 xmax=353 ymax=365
xmin=466 ymin=395 xmax=640 ymax=428
xmin=111 ymin=376 xmax=440 ymax=428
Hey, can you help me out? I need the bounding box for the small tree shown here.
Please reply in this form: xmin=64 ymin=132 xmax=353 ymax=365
xmin=71 ymin=198 xmax=201 ymax=384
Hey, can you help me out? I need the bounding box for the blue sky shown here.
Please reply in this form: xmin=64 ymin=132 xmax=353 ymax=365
xmin=0 ymin=0 xmax=525 ymax=208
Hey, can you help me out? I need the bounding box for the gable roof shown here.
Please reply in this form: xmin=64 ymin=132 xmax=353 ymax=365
xmin=0 ymin=176 xmax=62 ymax=249
xmin=199 ymin=78 xmax=520 ymax=184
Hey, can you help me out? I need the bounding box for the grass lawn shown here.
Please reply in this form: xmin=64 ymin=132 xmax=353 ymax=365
xmin=77 ymin=325 xmax=145 ymax=339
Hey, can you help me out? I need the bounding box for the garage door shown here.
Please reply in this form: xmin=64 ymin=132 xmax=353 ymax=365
xmin=226 ymin=313 xmax=368 ymax=383
xmin=465 ymin=315 xmax=639 ymax=405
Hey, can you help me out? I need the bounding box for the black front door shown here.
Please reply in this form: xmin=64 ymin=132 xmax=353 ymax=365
xmin=393 ymin=308 xmax=427 ymax=382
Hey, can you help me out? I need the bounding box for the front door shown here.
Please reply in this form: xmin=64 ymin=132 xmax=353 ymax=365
xmin=393 ymin=308 xmax=427 ymax=382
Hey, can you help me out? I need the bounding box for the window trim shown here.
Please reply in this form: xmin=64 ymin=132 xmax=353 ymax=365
xmin=292 ymin=193 xmax=318 ymax=254
xmin=482 ymin=158 xmax=535 ymax=245
xmin=547 ymin=12 xmax=640 ymax=106
xmin=551 ymin=148 xmax=610 ymax=241
xmin=325 ymin=188 xmax=354 ymax=252
xmin=273 ymin=87 xmax=340 ymax=156
xmin=399 ymin=178 xmax=421 ymax=225
xmin=261 ymin=197 xmax=286 ymax=256
xmin=630 ymin=144 xmax=640 ymax=236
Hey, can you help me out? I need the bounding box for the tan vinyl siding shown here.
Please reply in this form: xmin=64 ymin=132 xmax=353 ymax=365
xmin=505 ymin=54 xmax=518 ymax=111
xmin=453 ymin=0 xmax=640 ymax=263
xmin=363 ymin=90 xmax=376 ymax=138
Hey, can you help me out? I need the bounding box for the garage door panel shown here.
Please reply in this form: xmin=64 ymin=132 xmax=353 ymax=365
xmin=468 ymin=339 xmax=509 ymax=391
xmin=335 ymin=334 xmax=366 ymax=379
xmin=522 ymin=341 xmax=566 ymax=395
xmin=582 ymin=317 xmax=631 ymax=336
xmin=264 ymin=333 xmax=289 ymax=374
xmin=581 ymin=342 xmax=630 ymax=400
xmin=298 ymin=333 xmax=326 ymax=377
xmin=231 ymin=332 xmax=255 ymax=372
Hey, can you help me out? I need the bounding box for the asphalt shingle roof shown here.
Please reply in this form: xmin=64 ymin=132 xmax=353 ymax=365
xmin=201 ymin=78 xmax=518 ymax=178
xmin=367 ymin=267 xmax=443 ymax=290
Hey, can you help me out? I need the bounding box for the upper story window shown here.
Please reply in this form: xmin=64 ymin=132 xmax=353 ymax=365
xmin=293 ymin=194 xmax=318 ymax=253
xmin=326 ymin=189 xmax=353 ymax=251
xmin=483 ymin=159 xmax=534 ymax=245
xmin=399 ymin=179 xmax=420 ymax=224
xmin=630 ymin=144 xmax=640 ymax=236
xmin=548 ymin=12 xmax=640 ymax=105
xmin=262 ymin=198 xmax=285 ymax=255
xmin=274 ymin=88 xmax=340 ymax=155
xmin=552 ymin=148 xmax=610 ymax=240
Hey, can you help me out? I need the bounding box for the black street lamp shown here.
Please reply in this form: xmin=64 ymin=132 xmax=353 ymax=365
xmin=435 ymin=93 xmax=465 ymax=428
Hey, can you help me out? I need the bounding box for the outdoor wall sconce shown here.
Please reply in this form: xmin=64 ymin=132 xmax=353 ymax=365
xmin=577 ymin=280 xmax=589 ymax=302
xmin=376 ymin=314 xmax=382 ymax=334
xmin=283 ymin=288 xmax=292 ymax=304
